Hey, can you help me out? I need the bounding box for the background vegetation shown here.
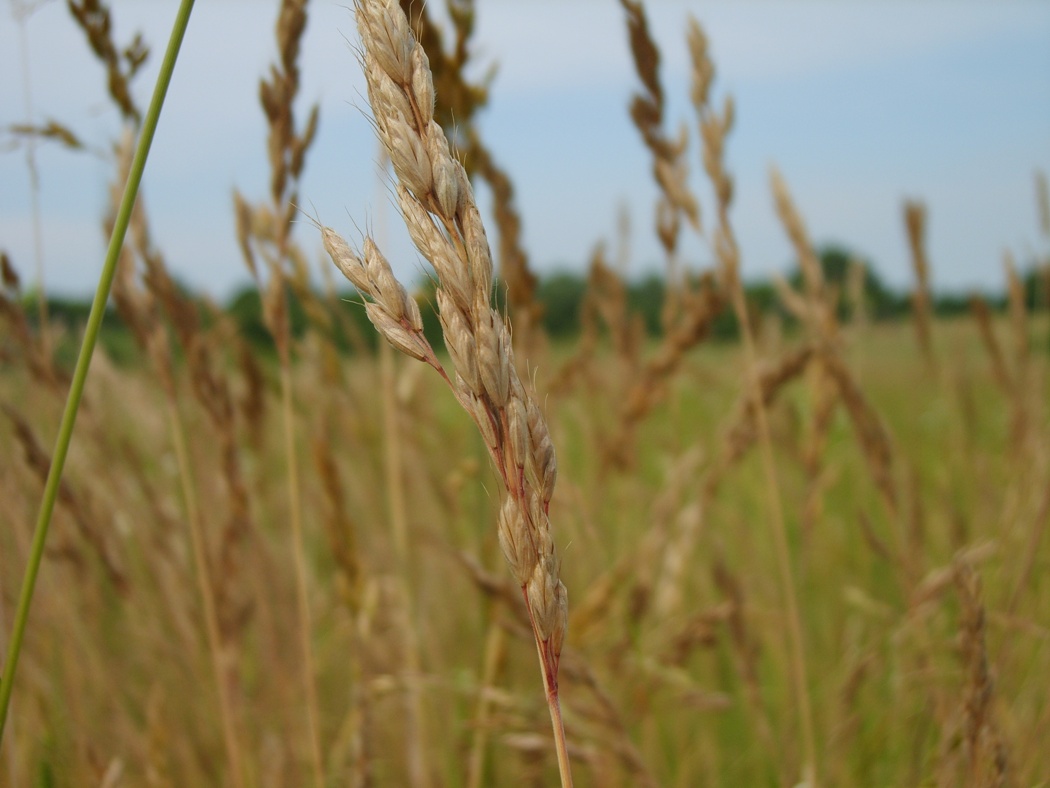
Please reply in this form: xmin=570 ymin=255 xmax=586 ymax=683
xmin=2 ymin=0 xmax=1048 ymax=786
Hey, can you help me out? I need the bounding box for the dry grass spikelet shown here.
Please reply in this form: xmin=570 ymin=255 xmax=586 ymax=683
xmin=687 ymin=15 xmax=741 ymax=313
xmin=324 ymin=5 xmax=571 ymax=778
xmin=7 ymin=120 xmax=86 ymax=152
xmin=259 ymin=0 xmax=319 ymax=246
xmin=904 ymin=199 xmax=937 ymax=373
xmin=262 ymin=269 xmax=291 ymax=365
xmin=313 ymin=433 xmax=364 ymax=614
xmin=770 ymin=168 xmax=839 ymax=342
xmin=396 ymin=0 xmax=489 ymax=136
xmin=236 ymin=341 xmax=268 ymax=439
xmin=1 ymin=250 xmax=20 ymax=291
xmin=771 ymin=169 xmax=824 ymax=300
xmin=587 ymin=247 xmax=643 ymax=363
xmin=687 ymin=18 xmax=714 ymax=114
xmin=953 ymin=561 xmax=1010 ymax=786
xmin=66 ymin=0 xmax=148 ymax=124
xmin=0 ymin=262 xmax=68 ymax=391
xmin=2 ymin=404 xmax=129 ymax=595
xmin=771 ymin=272 xmax=813 ymax=326
xmin=233 ymin=191 xmax=259 ymax=280
xmin=620 ymin=0 xmax=662 ymax=114
xmin=821 ymin=351 xmax=900 ymax=518
xmin=620 ymin=0 xmax=700 ymax=260
xmin=690 ymin=17 xmax=735 ymax=235
xmin=390 ymin=0 xmax=549 ymax=358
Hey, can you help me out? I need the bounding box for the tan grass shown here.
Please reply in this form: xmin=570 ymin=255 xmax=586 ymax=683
xmin=322 ymin=1 xmax=571 ymax=782
xmin=697 ymin=31 xmax=818 ymax=782
xmin=704 ymin=343 xmax=814 ymax=501
xmin=0 ymin=254 xmax=67 ymax=393
xmin=620 ymin=0 xmax=700 ymax=331
xmin=970 ymin=295 xmax=1012 ymax=394
xmin=953 ymin=560 xmax=1010 ymax=786
xmin=66 ymin=0 xmax=147 ymax=124
xmin=106 ymin=141 xmax=250 ymax=787
xmin=904 ymin=199 xmax=937 ymax=375
xmin=4 ymin=1 xmax=1049 ymax=784
xmin=235 ymin=0 xmax=326 ymax=775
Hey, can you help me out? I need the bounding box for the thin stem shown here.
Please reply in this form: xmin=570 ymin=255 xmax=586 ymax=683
xmin=726 ymin=260 xmax=818 ymax=784
xmin=0 ymin=0 xmax=197 ymax=745
xmin=425 ymin=341 xmax=573 ymax=786
xmin=280 ymin=363 xmax=325 ymax=787
xmin=14 ymin=4 xmax=50 ymax=358
xmin=546 ymin=685 xmax=573 ymax=788
xmin=467 ymin=621 xmax=504 ymax=788
xmin=522 ymin=589 xmax=573 ymax=788
xmin=166 ymin=400 xmax=246 ymax=788
xmin=533 ymin=638 xmax=575 ymax=785
xmin=547 ymin=696 xmax=572 ymax=787
xmin=379 ymin=342 xmax=431 ymax=788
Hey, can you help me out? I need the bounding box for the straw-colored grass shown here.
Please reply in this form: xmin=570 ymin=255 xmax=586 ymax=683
xmin=1 ymin=0 xmax=1048 ymax=785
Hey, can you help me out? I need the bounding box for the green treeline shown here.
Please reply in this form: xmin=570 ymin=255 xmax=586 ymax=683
xmin=28 ymin=245 xmax=1049 ymax=363
xmin=217 ymin=244 xmax=1050 ymax=354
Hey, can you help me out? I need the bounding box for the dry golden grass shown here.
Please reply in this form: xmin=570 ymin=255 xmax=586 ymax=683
xmin=1 ymin=1 xmax=1049 ymax=786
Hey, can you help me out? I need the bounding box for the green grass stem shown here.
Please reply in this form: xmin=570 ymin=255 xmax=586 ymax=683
xmin=0 ymin=0 xmax=198 ymax=744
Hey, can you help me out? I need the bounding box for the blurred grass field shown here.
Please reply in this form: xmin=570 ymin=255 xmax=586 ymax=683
xmin=2 ymin=313 xmax=1047 ymax=785
xmin=2 ymin=0 xmax=1049 ymax=785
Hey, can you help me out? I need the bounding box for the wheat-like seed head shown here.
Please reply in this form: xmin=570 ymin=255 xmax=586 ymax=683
xmin=620 ymin=0 xmax=700 ymax=252
xmin=324 ymin=0 xmax=568 ymax=680
xmin=903 ymin=199 xmax=938 ymax=373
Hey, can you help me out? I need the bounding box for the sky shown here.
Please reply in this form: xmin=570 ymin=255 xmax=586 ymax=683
xmin=1 ymin=0 xmax=1049 ymax=301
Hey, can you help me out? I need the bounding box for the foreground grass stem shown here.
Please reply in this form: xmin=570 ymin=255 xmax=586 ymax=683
xmin=0 ymin=0 xmax=198 ymax=745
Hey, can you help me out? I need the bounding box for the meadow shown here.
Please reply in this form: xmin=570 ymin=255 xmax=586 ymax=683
xmin=2 ymin=0 xmax=1049 ymax=786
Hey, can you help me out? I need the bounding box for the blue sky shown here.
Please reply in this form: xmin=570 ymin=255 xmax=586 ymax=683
xmin=1 ymin=0 xmax=1048 ymax=300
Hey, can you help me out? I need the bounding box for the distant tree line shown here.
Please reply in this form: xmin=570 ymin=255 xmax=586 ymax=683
xmin=30 ymin=244 xmax=1049 ymax=362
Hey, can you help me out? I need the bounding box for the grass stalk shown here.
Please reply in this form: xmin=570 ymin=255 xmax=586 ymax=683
xmin=280 ymin=363 xmax=325 ymax=787
xmin=467 ymin=620 xmax=504 ymax=788
xmin=525 ymin=601 xmax=573 ymax=788
xmin=327 ymin=7 xmax=574 ymax=783
xmin=13 ymin=2 xmax=50 ymax=360
xmin=165 ymin=399 xmax=246 ymax=788
xmin=0 ymin=0 xmax=197 ymax=744
xmin=689 ymin=19 xmax=817 ymax=779
xmin=379 ymin=342 xmax=431 ymax=788
xmin=731 ymin=280 xmax=819 ymax=785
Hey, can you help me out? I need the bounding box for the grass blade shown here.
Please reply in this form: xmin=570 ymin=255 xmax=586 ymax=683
xmin=0 ymin=0 xmax=198 ymax=744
